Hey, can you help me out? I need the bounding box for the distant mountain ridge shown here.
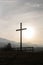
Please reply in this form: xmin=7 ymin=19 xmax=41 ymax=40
xmin=0 ymin=38 xmax=30 ymax=48
xmin=0 ymin=38 xmax=34 ymax=48
xmin=0 ymin=38 xmax=43 ymax=48
xmin=0 ymin=38 xmax=19 ymax=48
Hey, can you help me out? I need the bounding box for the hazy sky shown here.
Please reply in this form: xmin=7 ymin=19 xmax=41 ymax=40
xmin=0 ymin=0 xmax=43 ymax=44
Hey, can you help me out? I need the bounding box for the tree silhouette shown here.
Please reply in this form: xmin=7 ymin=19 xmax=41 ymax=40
xmin=6 ymin=43 xmax=12 ymax=50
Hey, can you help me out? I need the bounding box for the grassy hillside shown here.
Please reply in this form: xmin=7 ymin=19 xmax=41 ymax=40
xmin=0 ymin=48 xmax=43 ymax=65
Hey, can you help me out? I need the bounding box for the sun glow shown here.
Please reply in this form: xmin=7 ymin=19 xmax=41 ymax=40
xmin=23 ymin=26 xmax=35 ymax=39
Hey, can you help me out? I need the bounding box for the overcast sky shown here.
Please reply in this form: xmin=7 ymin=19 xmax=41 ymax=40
xmin=0 ymin=0 xmax=43 ymax=44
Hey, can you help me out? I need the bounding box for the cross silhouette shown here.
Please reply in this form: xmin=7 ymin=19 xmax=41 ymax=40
xmin=16 ymin=23 xmax=27 ymax=51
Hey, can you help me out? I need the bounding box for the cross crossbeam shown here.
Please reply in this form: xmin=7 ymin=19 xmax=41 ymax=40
xmin=16 ymin=23 xmax=27 ymax=51
xmin=16 ymin=28 xmax=27 ymax=31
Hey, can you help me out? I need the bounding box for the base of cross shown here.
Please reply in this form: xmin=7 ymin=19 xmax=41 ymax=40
xmin=20 ymin=47 xmax=22 ymax=51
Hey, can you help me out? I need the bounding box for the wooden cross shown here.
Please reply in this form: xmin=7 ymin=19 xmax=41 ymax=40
xmin=16 ymin=23 xmax=27 ymax=51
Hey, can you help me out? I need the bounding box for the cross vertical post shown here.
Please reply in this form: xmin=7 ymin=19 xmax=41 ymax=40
xmin=20 ymin=23 xmax=22 ymax=51
xmin=16 ymin=23 xmax=27 ymax=51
